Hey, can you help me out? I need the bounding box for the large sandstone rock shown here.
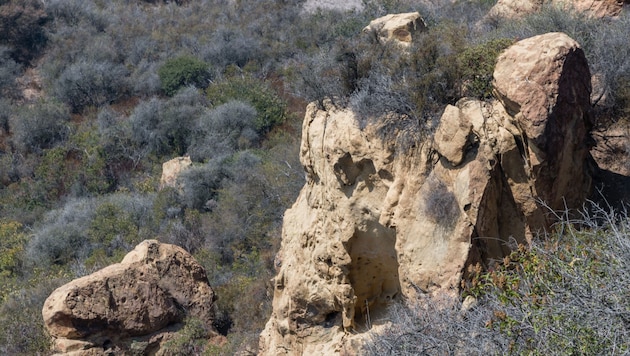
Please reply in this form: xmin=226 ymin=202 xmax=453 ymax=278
xmin=43 ymin=240 xmax=217 ymax=355
xmin=493 ymin=32 xmax=593 ymax=214
xmin=259 ymin=32 xmax=593 ymax=355
xmin=487 ymin=0 xmax=627 ymax=18
xmin=362 ymin=12 xmax=427 ymax=45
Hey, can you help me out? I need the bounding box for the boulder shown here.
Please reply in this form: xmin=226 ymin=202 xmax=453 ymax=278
xmin=42 ymin=240 xmax=217 ymax=355
xmin=487 ymin=0 xmax=627 ymax=19
xmin=493 ymin=32 xmax=593 ymax=214
xmin=362 ymin=12 xmax=427 ymax=45
xmin=566 ymin=0 xmax=627 ymax=17
xmin=486 ymin=0 xmax=543 ymax=18
xmin=259 ymin=32 xmax=594 ymax=355
xmin=159 ymin=156 xmax=192 ymax=190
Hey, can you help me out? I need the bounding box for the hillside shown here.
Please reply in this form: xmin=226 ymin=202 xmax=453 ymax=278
xmin=0 ymin=0 xmax=629 ymax=355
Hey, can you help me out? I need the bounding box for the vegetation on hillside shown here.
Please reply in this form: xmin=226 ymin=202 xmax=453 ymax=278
xmin=366 ymin=203 xmax=630 ymax=355
xmin=0 ymin=0 xmax=628 ymax=354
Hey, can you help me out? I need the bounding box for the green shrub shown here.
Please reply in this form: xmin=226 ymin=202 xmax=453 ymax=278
xmin=158 ymin=55 xmax=211 ymax=96
xmin=161 ymin=317 xmax=213 ymax=356
xmin=206 ymin=76 xmax=285 ymax=135
xmin=456 ymin=38 xmax=514 ymax=99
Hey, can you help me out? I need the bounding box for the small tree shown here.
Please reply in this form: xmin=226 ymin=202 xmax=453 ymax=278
xmin=158 ymin=56 xmax=211 ymax=96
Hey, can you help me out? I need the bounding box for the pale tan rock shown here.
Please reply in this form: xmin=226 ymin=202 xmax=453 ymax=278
xmin=43 ymin=240 xmax=216 ymax=355
xmin=487 ymin=0 xmax=543 ymax=18
xmin=560 ymin=0 xmax=627 ymax=17
xmin=260 ymin=32 xmax=594 ymax=355
xmin=159 ymin=156 xmax=192 ymax=190
xmin=493 ymin=32 xmax=593 ymax=213
xmin=362 ymin=12 xmax=427 ymax=45
xmin=487 ymin=0 xmax=627 ymax=19
xmin=434 ymin=104 xmax=473 ymax=166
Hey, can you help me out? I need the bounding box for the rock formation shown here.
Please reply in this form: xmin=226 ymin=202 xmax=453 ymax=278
xmin=159 ymin=155 xmax=192 ymax=190
xmin=259 ymin=32 xmax=593 ymax=355
xmin=487 ymin=0 xmax=628 ymax=19
xmin=42 ymin=240 xmax=217 ymax=355
xmin=362 ymin=12 xmax=427 ymax=45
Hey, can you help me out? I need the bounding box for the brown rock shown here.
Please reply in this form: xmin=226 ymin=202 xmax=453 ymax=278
xmin=260 ymin=32 xmax=594 ymax=355
xmin=42 ymin=240 xmax=216 ymax=355
xmin=362 ymin=12 xmax=427 ymax=45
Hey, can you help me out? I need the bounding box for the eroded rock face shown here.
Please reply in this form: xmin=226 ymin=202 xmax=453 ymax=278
xmin=259 ymin=32 xmax=593 ymax=355
xmin=487 ymin=0 xmax=627 ymax=19
xmin=43 ymin=240 xmax=217 ymax=355
xmin=362 ymin=12 xmax=427 ymax=45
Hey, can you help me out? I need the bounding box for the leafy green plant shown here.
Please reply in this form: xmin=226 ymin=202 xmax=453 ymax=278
xmin=206 ymin=76 xmax=285 ymax=134
xmin=456 ymin=38 xmax=514 ymax=99
xmin=158 ymin=55 xmax=211 ymax=96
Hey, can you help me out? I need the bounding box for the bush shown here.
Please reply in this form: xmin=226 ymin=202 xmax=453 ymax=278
xmin=53 ymin=59 xmax=129 ymax=112
xmin=203 ymin=27 xmax=262 ymax=69
xmin=465 ymin=204 xmax=630 ymax=355
xmin=25 ymin=198 xmax=95 ymax=267
xmin=130 ymin=88 xmax=208 ymax=157
xmin=158 ymin=55 xmax=211 ymax=96
xmin=178 ymin=157 xmax=228 ymax=211
xmin=456 ymin=38 xmax=514 ymax=99
xmin=10 ymin=100 xmax=70 ymax=154
xmin=0 ymin=0 xmax=48 ymax=63
xmin=422 ymin=176 xmax=460 ymax=225
xmin=0 ymin=46 xmax=20 ymax=98
xmin=0 ymin=221 xmax=26 ymax=289
xmin=206 ymin=76 xmax=286 ymax=135
xmin=188 ymin=100 xmax=259 ymax=161
xmin=0 ymin=277 xmax=65 ymax=355
xmin=366 ymin=203 xmax=630 ymax=355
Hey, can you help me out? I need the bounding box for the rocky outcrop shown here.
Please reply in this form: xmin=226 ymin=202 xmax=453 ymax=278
xmin=42 ymin=240 xmax=217 ymax=355
xmin=492 ymin=32 xmax=593 ymax=214
xmin=159 ymin=156 xmax=192 ymax=190
xmin=259 ymin=32 xmax=593 ymax=355
xmin=569 ymin=0 xmax=629 ymax=17
xmin=362 ymin=12 xmax=427 ymax=45
xmin=487 ymin=0 xmax=628 ymax=19
xmin=487 ymin=0 xmax=544 ymax=18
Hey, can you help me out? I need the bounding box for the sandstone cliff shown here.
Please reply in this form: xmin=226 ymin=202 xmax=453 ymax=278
xmin=42 ymin=240 xmax=218 ymax=355
xmin=259 ymin=32 xmax=594 ymax=355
